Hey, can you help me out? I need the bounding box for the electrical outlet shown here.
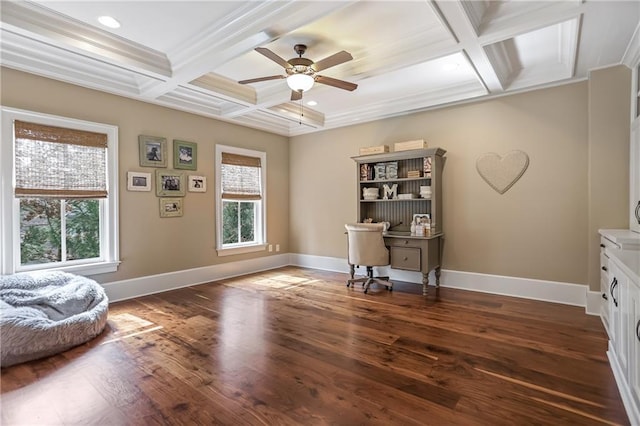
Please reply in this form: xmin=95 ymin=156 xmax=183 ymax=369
xmin=276 ymin=244 xmax=280 ymax=252
xmin=268 ymin=244 xmax=273 ymax=252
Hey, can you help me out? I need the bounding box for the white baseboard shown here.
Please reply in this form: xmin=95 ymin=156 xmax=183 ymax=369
xmin=290 ymin=253 xmax=588 ymax=307
xmin=104 ymin=252 xmax=589 ymax=309
xmin=586 ymin=290 xmax=604 ymax=316
xmin=103 ymin=253 xmax=290 ymax=302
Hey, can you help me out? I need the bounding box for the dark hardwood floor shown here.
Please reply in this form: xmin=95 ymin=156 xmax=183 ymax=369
xmin=0 ymin=266 xmax=629 ymax=425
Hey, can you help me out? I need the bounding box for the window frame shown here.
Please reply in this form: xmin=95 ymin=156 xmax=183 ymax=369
xmin=215 ymin=144 xmax=267 ymax=256
xmin=1 ymin=107 xmax=120 ymax=275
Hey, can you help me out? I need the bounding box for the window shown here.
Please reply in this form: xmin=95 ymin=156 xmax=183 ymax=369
xmin=215 ymin=145 xmax=266 ymax=256
xmin=0 ymin=107 xmax=119 ymax=275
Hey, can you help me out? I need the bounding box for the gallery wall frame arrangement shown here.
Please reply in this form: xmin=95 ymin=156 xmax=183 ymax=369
xmin=139 ymin=135 xmax=168 ymax=168
xmin=173 ymin=140 xmax=197 ymax=170
xmin=156 ymin=169 xmax=186 ymax=197
xmin=188 ymin=175 xmax=206 ymax=192
xmin=127 ymin=171 xmax=151 ymax=191
xmin=159 ymin=197 xmax=183 ymax=218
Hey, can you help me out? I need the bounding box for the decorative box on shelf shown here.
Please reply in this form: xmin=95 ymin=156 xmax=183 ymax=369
xmin=407 ymin=170 xmax=422 ymax=178
xmin=394 ymin=139 xmax=428 ymax=152
xmin=359 ymin=145 xmax=389 ymax=155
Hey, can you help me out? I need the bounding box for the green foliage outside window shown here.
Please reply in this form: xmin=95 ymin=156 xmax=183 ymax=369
xmin=222 ymin=200 xmax=255 ymax=245
xmin=20 ymin=198 xmax=100 ymax=265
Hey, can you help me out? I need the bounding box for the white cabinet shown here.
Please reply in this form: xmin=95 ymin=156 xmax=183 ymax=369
xmin=606 ymin=250 xmax=640 ymax=425
xmin=599 ymin=230 xmax=640 ymax=335
xmin=609 ymin=260 xmax=631 ymax=376
xmin=630 ymin=284 xmax=640 ymax=413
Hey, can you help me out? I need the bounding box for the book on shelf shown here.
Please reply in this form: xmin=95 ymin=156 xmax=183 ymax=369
xmin=423 ymin=157 xmax=432 ymax=178
xmin=360 ymin=163 xmax=373 ymax=181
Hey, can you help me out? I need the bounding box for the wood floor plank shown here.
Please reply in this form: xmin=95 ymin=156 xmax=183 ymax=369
xmin=0 ymin=266 xmax=629 ymax=425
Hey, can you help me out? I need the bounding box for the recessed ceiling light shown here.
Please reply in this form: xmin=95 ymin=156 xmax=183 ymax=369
xmin=98 ymin=16 xmax=121 ymax=29
xmin=306 ymin=101 xmax=318 ymax=106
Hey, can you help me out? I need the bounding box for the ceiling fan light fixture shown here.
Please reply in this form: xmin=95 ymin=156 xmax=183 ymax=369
xmin=286 ymin=73 xmax=314 ymax=92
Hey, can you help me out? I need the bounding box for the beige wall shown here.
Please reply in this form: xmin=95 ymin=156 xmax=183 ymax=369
xmin=588 ymin=65 xmax=631 ymax=291
xmin=291 ymin=82 xmax=593 ymax=285
xmin=0 ymin=68 xmax=290 ymax=283
xmin=2 ymin=65 xmax=630 ymax=291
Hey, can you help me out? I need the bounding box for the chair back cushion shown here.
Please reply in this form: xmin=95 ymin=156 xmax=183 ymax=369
xmin=345 ymin=223 xmax=390 ymax=267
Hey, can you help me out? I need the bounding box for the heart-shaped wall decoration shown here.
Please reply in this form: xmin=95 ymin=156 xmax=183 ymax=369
xmin=476 ymin=150 xmax=529 ymax=194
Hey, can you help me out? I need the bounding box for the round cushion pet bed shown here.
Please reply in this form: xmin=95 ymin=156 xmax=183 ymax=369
xmin=0 ymin=270 xmax=108 ymax=367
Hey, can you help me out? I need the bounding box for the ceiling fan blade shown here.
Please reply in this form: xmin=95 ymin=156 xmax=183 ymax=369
xmin=291 ymin=90 xmax=303 ymax=101
xmin=255 ymin=47 xmax=290 ymax=68
xmin=315 ymin=75 xmax=358 ymax=91
xmin=313 ymin=51 xmax=353 ymax=72
xmin=238 ymin=75 xmax=285 ymax=84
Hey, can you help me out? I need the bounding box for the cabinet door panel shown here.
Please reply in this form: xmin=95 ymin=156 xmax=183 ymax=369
xmin=610 ymin=263 xmax=630 ymax=376
xmin=630 ymin=284 xmax=640 ymax=409
xmin=631 ymin=120 xmax=640 ymax=233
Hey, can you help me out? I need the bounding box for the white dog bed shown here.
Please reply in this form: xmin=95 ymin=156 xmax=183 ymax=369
xmin=0 ymin=271 xmax=108 ymax=367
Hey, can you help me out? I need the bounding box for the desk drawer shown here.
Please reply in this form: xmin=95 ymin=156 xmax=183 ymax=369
xmin=390 ymin=247 xmax=421 ymax=271
xmin=386 ymin=238 xmax=421 ymax=248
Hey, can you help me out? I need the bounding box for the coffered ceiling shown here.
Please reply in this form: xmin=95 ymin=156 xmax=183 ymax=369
xmin=1 ymin=1 xmax=639 ymax=136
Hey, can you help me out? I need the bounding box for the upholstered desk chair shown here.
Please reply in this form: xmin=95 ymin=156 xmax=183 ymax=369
xmin=345 ymin=223 xmax=393 ymax=294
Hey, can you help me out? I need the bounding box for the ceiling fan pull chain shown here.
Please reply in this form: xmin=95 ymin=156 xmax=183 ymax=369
xmin=299 ymin=97 xmax=303 ymax=125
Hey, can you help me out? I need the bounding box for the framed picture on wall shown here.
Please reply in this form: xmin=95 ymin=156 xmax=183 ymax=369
xmin=173 ymin=140 xmax=197 ymax=170
xmin=156 ymin=170 xmax=186 ymax=196
xmin=159 ymin=197 xmax=183 ymax=218
xmin=188 ymin=175 xmax=206 ymax=192
xmin=127 ymin=171 xmax=151 ymax=191
xmin=139 ymin=135 xmax=168 ymax=167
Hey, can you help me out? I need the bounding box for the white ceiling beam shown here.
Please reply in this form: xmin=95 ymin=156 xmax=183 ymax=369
xmin=434 ymin=0 xmax=503 ymax=93
xmin=138 ymin=1 xmax=358 ymax=100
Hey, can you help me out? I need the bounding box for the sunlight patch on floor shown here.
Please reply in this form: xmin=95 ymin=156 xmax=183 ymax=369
xmin=101 ymin=313 xmax=162 ymax=344
xmin=253 ymin=274 xmax=321 ymax=289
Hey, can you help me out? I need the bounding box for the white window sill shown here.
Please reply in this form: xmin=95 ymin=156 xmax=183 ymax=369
xmin=17 ymin=260 xmax=120 ymax=277
xmin=217 ymin=244 xmax=267 ymax=257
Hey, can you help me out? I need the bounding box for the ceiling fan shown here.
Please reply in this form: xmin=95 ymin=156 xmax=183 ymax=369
xmin=239 ymin=44 xmax=358 ymax=101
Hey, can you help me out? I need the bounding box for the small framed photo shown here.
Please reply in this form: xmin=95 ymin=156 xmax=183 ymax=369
xmin=127 ymin=171 xmax=151 ymax=191
xmin=173 ymin=140 xmax=197 ymax=170
xmin=188 ymin=175 xmax=206 ymax=192
xmin=139 ymin=135 xmax=168 ymax=168
xmin=156 ymin=170 xmax=186 ymax=196
xmin=159 ymin=197 xmax=183 ymax=218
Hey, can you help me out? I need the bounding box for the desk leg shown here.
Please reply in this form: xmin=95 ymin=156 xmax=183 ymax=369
xmin=435 ymin=267 xmax=441 ymax=287
xmin=422 ymin=272 xmax=429 ymax=296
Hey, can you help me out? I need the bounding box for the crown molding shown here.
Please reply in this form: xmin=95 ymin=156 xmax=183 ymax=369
xmin=623 ymin=22 xmax=640 ymax=68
